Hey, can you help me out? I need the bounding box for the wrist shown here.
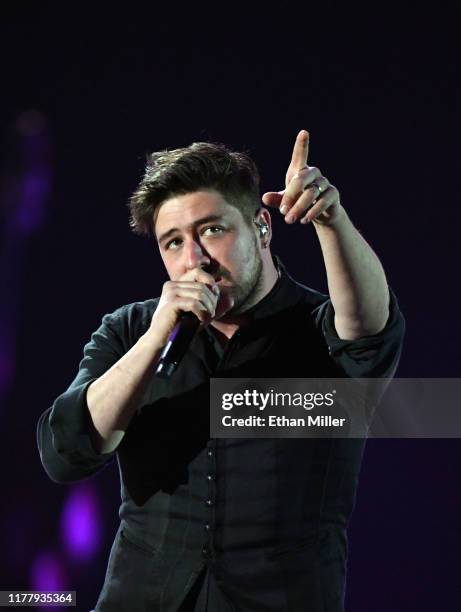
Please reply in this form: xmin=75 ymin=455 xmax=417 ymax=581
xmin=312 ymin=204 xmax=349 ymax=234
xmin=141 ymin=326 xmax=166 ymax=353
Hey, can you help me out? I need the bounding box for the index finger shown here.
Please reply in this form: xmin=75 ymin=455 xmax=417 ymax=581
xmin=290 ymin=129 xmax=310 ymax=170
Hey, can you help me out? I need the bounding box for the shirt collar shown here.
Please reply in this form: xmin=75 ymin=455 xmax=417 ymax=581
xmin=196 ymin=253 xmax=328 ymax=354
xmin=204 ymin=254 xmax=305 ymax=331
xmin=238 ymin=254 xmax=301 ymax=322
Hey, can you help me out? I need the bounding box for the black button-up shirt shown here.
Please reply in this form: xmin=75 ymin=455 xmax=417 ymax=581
xmin=36 ymin=255 xmax=405 ymax=611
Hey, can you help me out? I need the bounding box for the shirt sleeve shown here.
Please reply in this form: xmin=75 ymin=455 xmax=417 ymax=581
xmin=36 ymin=309 xmax=127 ymax=484
xmin=312 ymin=286 xmax=406 ymax=378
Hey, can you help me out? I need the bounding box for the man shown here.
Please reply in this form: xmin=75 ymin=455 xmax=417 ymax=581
xmin=36 ymin=130 xmax=405 ymax=611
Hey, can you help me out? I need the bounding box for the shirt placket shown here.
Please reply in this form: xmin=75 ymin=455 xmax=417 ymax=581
xmin=201 ymin=329 xmax=242 ymax=564
xmin=202 ymin=439 xmax=218 ymax=561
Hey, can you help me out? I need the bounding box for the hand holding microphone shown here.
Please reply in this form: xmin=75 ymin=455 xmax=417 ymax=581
xmin=149 ymin=268 xmax=234 ymax=378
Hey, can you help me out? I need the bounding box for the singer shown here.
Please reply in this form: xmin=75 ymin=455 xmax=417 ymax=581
xmin=36 ymin=130 xmax=405 ymax=611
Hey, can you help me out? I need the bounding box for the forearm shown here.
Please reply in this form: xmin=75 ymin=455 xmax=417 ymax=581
xmin=86 ymin=328 xmax=164 ymax=453
xmin=313 ymin=206 xmax=390 ymax=339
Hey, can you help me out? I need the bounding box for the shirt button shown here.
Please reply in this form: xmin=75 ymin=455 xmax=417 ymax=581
xmin=202 ymin=546 xmax=210 ymax=558
xmin=207 ymin=449 xmax=213 ymax=457
xmin=205 ymin=499 xmax=213 ymax=506
xmin=206 ymin=474 xmax=215 ymax=481
xmin=204 ymin=523 xmax=211 ymax=531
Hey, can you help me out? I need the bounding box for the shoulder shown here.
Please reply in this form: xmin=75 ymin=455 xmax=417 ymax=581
xmin=98 ymin=297 xmax=161 ymax=349
xmin=106 ymin=297 xmax=160 ymax=324
xmin=275 ymin=256 xmax=329 ymax=313
xmin=293 ymin=280 xmax=329 ymax=309
xmin=283 ymin=274 xmax=330 ymax=315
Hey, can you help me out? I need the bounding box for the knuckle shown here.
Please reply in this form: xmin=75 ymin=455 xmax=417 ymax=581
xmin=197 ymin=270 xmax=213 ymax=281
xmin=283 ymin=190 xmax=296 ymax=204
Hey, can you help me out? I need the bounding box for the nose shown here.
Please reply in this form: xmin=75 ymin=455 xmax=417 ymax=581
xmin=183 ymin=237 xmax=211 ymax=272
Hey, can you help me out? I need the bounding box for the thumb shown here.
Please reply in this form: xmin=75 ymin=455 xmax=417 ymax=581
xmin=200 ymin=292 xmax=236 ymax=326
xmin=262 ymin=190 xmax=285 ymax=208
xmin=214 ymin=292 xmax=235 ymax=320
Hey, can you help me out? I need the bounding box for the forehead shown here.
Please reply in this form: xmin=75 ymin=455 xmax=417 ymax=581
xmin=154 ymin=189 xmax=242 ymax=236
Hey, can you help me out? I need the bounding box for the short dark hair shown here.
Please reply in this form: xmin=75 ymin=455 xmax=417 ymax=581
xmin=128 ymin=141 xmax=262 ymax=238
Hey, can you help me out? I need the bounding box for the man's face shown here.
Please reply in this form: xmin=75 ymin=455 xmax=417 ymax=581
xmin=154 ymin=189 xmax=264 ymax=316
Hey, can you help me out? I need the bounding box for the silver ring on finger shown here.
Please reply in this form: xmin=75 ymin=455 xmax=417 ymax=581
xmin=304 ymin=180 xmax=323 ymax=203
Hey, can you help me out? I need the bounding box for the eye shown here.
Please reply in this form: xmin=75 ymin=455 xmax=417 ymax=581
xmin=164 ymin=226 xmax=225 ymax=251
xmin=165 ymin=238 xmax=182 ymax=251
xmin=202 ymin=225 xmax=224 ymax=236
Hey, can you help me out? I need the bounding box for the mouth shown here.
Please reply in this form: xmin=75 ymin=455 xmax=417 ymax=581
xmin=212 ymin=273 xmax=233 ymax=289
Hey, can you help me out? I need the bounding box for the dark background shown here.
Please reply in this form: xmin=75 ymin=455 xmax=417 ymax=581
xmin=1 ymin=5 xmax=460 ymax=610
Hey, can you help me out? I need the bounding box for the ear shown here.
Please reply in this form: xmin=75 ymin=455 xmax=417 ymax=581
xmin=253 ymin=208 xmax=272 ymax=247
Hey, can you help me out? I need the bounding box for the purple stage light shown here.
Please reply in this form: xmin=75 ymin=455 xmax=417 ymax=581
xmin=30 ymin=550 xmax=66 ymax=591
xmin=14 ymin=110 xmax=52 ymax=236
xmin=0 ymin=348 xmax=15 ymax=399
xmin=59 ymin=483 xmax=102 ymax=562
xmin=15 ymin=169 xmax=51 ymax=233
xmin=0 ymin=110 xmax=52 ymax=403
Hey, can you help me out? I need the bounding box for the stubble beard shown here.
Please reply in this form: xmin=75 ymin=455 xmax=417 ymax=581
xmin=225 ymin=237 xmax=264 ymax=316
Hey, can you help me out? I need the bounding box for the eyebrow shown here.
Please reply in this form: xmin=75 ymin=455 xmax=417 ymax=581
xmin=157 ymin=214 xmax=227 ymax=245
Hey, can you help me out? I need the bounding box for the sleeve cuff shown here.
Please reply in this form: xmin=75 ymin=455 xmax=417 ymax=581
xmin=314 ymin=286 xmax=406 ymax=378
xmin=49 ymin=379 xmax=116 ymax=467
xmin=322 ymin=287 xmax=403 ymax=353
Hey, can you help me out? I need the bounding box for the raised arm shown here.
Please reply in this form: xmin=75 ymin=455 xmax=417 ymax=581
xmin=262 ymin=129 xmax=389 ymax=340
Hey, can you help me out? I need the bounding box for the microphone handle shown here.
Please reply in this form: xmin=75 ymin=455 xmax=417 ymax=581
xmin=154 ymin=312 xmax=201 ymax=379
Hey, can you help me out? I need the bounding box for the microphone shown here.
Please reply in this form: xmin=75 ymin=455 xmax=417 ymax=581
xmin=154 ymin=312 xmax=201 ymax=379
